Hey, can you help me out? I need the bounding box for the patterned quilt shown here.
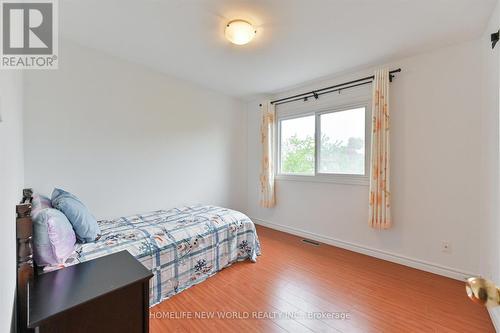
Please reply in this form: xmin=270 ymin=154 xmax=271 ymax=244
xmin=62 ymin=206 xmax=261 ymax=306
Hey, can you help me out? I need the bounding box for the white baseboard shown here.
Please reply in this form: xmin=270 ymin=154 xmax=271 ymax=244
xmin=252 ymin=217 xmax=477 ymax=281
xmin=489 ymin=308 xmax=500 ymax=332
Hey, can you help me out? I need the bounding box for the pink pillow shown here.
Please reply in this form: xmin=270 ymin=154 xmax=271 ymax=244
xmin=31 ymin=194 xmax=52 ymax=217
xmin=32 ymin=208 xmax=76 ymax=266
xmin=31 ymin=193 xmax=76 ymax=266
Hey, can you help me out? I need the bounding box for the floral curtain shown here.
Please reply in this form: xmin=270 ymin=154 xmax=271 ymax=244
xmin=369 ymin=68 xmax=391 ymax=229
xmin=259 ymin=101 xmax=276 ymax=208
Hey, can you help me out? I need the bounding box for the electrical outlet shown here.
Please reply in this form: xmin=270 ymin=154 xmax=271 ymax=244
xmin=441 ymin=241 xmax=451 ymax=254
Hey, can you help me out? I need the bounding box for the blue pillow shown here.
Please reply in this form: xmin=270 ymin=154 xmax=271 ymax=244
xmin=51 ymin=188 xmax=100 ymax=243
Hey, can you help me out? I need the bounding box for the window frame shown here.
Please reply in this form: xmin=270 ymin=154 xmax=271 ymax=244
xmin=276 ymin=101 xmax=372 ymax=186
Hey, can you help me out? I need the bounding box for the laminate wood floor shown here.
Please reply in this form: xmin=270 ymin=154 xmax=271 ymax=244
xmin=150 ymin=225 xmax=494 ymax=332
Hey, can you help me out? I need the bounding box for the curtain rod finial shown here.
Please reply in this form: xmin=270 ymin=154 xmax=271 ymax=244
xmin=492 ymin=30 xmax=499 ymax=49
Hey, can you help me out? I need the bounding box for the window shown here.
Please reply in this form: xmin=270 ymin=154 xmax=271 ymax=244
xmin=277 ymin=104 xmax=370 ymax=184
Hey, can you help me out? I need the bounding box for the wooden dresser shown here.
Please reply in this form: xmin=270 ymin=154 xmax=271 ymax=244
xmin=28 ymin=251 xmax=153 ymax=333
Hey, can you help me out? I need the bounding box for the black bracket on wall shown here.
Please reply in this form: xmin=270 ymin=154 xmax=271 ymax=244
xmin=492 ymin=30 xmax=499 ymax=49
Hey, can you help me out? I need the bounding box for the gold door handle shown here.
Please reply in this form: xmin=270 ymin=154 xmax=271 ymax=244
xmin=466 ymin=277 xmax=500 ymax=307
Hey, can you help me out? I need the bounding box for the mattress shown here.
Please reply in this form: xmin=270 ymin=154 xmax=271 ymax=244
xmin=60 ymin=205 xmax=261 ymax=306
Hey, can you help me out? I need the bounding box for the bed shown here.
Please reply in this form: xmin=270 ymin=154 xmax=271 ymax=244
xmin=15 ymin=190 xmax=261 ymax=331
xmin=61 ymin=205 xmax=261 ymax=306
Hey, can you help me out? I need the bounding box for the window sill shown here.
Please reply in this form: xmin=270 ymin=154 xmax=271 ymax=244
xmin=275 ymin=174 xmax=369 ymax=186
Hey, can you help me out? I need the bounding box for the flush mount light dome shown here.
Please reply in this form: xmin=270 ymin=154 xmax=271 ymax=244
xmin=225 ymin=20 xmax=256 ymax=45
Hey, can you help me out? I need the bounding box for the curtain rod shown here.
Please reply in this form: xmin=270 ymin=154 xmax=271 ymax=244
xmin=260 ymin=68 xmax=401 ymax=107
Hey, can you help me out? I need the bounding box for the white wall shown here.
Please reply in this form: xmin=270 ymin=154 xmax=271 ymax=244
xmin=247 ymin=39 xmax=485 ymax=279
xmin=0 ymin=71 xmax=24 ymax=333
xmin=481 ymin=0 xmax=500 ymax=286
xmin=24 ymin=41 xmax=247 ymax=219
xmin=480 ymin=1 xmax=500 ymax=329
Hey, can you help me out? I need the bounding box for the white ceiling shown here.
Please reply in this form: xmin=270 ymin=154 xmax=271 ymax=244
xmin=61 ymin=0 xmax=496 ymax=98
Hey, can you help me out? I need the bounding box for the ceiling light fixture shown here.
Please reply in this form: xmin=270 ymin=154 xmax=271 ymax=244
xmin=225 ymin=20 xmax=256 ymax=45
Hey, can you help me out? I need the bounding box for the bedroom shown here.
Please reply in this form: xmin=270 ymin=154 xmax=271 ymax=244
xmin=1 ymin=0 xmax=500 ymax=332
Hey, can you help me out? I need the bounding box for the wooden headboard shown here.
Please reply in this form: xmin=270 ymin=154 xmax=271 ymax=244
xmin=16 ymin=188 xmax=35 ymax=333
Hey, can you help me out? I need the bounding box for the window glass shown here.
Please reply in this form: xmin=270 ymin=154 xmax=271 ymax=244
xmin=319 ymin=107 xmax=365 ymax=175
xmin=280 ymin=115 xmax=315 ymax=175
